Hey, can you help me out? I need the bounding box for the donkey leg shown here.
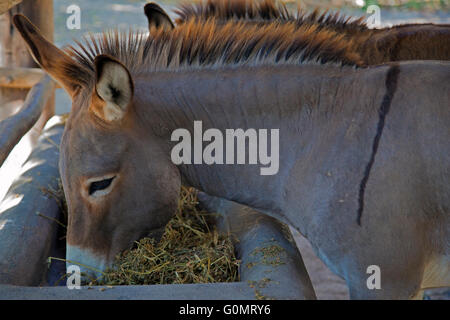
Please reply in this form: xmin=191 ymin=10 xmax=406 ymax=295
xmin=307 ymin=206 xmax=430 ymax=299
xmin=411 ymin=290 xmax=425 ymax=300
xmin=342 ymin=237 xmax=428 ymax=299
xmin=346 ymin=274 xmax=425 ymax=300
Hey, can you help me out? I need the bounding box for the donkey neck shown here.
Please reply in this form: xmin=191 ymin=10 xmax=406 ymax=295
xmin=134 ymin=63 xmax=389 ymax=230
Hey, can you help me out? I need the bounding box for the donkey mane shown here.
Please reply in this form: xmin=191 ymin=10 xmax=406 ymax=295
xmin=175 ymin=0 xmax=293 ymax=21
xmin=173 ymin=0 xmax=450 ymax=65
xmin=175 ymin=0 xmax=369 ymax=35
xmin=63 ymin=19 xmax=363 ymax=89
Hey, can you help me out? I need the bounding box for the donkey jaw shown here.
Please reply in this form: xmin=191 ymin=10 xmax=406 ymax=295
xmin=66 ymin=245 xmax=109 ymax=283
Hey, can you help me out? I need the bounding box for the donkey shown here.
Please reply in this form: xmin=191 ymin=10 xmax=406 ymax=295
xmin=14 ymin=14 xmax=449 ymax=299
xmin=144 ymin=0 xmax=450 ymax=65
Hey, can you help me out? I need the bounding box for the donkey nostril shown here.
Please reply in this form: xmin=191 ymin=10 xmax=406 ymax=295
xmin=88 ymin=177 xmax=115 ymax=196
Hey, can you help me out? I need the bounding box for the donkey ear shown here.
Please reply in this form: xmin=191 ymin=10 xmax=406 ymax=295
xmin=92 ymin=55 xmax=134 ymax=122
xmin=144 ymin=2 xmax=174 ymax=30
xmin=13 ymin=14 xmax=79 ymax=96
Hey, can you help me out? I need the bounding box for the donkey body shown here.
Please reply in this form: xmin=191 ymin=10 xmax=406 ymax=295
xmin=134 ymin=62 xmax=450 ymax=299
xmin=14 ymin=15 xmax=449 ymax=299
xmin=146 ymin=0 xmax=450 ymax=65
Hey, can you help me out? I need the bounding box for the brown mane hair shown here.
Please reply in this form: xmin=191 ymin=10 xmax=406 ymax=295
xmin=174 ymin=0 xmax=450 ymax=64
xmin=175 ymin=0 xmax=293 ymax=22
xmin=175 ymin=0 xmax=369 ymax=36
xmin=62 ymin=19 xmax=363 ymax=90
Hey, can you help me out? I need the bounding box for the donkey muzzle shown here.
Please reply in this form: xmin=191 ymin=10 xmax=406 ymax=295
xmin=66 ymin=245 xmax=108 ymax=284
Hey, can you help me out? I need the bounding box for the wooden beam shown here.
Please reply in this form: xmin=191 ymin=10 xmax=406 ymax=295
xmin=0 ymin=75 xmax=55 ymax=167
xmin=0 ymin=0 xmax=22 ymax=15
xmin=0 ymin=67 xmax=45 ymax=89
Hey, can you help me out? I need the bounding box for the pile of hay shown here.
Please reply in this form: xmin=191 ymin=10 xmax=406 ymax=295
xmin=95 ymin=187 xmax=240 ymax=285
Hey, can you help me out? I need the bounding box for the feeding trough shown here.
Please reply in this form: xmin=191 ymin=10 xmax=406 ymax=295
xmin=0 ymin=116 xmax=315 ymax=300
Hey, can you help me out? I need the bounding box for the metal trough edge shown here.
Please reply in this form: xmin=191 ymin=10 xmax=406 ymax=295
xmin=0 ymin=116 xmax=64 ymax=286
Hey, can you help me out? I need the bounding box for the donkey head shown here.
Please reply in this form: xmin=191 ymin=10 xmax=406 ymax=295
xmin=14 ymin=15 xmax=180 ymax=280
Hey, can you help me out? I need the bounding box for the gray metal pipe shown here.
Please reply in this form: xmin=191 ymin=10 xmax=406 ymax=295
xmin=0 ymin=116 xmax=64 ymax=286
xmin=198 ymin=193 xmax=317 ymax=300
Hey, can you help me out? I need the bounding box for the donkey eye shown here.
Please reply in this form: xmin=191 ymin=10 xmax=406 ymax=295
xmin=88 ymin=176 xmax=115 ymax=196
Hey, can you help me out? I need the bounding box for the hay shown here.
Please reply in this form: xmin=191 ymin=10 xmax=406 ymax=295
xmin=93 ymin=187 xmax=240 ymax=285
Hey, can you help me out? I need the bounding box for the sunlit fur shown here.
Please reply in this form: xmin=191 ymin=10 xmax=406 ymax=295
xmin=61 ymin=18 xmax=363 ymax=92
xmin=175 ymin=0 xmax=368 ymax=34
xmin=173 ymin=0 xmax=450 ymax=65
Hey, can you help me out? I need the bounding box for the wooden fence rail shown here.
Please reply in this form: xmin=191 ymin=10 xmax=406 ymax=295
xmin=0 ymin=75 xmax=55 ymax=167
xmin=0 ymin=67 xmax=46 ymax=89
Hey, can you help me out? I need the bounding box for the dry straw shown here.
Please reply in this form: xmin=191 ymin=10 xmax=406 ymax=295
xmin=94 ymin=187 xmax=240 ymax=285
xmin=46 ymin=182 xmax=240 ymax=285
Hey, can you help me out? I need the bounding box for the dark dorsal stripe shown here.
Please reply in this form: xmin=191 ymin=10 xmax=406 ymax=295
xmin=357 ymin=65 xmax=401 ymax=225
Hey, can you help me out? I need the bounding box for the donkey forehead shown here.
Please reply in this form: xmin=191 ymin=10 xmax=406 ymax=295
xmin=61 ymin=119 xmax=128 ymax=176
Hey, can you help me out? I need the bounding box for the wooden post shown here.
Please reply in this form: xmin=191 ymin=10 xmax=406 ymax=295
xmin=0 ymin=1 xmax=22 ymax=15
xmin=0 ymin=0 xmax=54 ymax=145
